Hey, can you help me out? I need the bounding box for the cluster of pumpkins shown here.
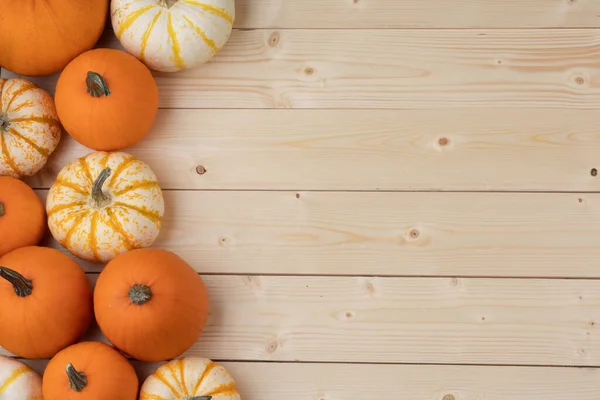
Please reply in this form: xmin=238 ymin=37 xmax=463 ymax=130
xmin=0 ymin=0 xmax=241 ymax=399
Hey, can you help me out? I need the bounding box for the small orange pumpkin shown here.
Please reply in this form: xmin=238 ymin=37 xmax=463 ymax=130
xmin=55 ymin=48 xmax=159 ymax=151
xmin=0 ymin=177 xmax=45 ymax=258
xmin=94 ymin=248 xmax=209 ymax=362
xmin=0 ymin=246 xmax=93 ymax=359
xmin=42 ymin=341 xmax=138 ymax=400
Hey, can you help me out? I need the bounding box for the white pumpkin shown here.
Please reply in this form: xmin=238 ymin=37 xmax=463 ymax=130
xmin=0 ymin=356 xmax=42 ymax=400
xmin=46 ymin=151 xmax=165 ymax=263
xmin=140 ymin=357 xmax=241 ymax=400
xmin=0 ymin=78 xmax=61 ymax=178
xmin=111 ymin=0 xmax=235 ymax=72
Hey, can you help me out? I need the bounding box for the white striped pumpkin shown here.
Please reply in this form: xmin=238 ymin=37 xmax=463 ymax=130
xmin=46 ymin=151 xmax=164 ymax=263
xmin=140 ymin=357 xmax=241 ymax=400
xmin=0 ymin=356 xmax=42 ymax=400
xmin=0 ymin=78 xmax=61 ymax=178
xmin=111 ymin=0 xmax=235 ymax=72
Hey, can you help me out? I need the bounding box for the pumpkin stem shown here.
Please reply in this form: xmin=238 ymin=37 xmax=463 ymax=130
xmin=129 ymin=284 xmax=153 ymax=305
xmin=92 ymin=167 xmax=112 ymax=208
xmin=0 ymin=201 xmax=4 ymax=217
xmin=66 ymin=363 xmax=88 ymax=392
xmin=157 ymin=0 xmax=178 ymax=7
xmin=0 ymin=267 xmax=32 ymax=297
xmin=0 ymin=113 xmax=9 ymax=131
xmin=190 ymin=397 xmax=213 ymax=400
xmin=86 ymin=71 xmax=111 ymax=97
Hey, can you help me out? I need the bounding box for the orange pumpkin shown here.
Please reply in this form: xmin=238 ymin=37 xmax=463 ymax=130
xmin=94 ymin=248 xmax=209 ymax=362
xmin=42 ymin=341 xmax=138 ymax=400
xmin=0 ymin=246 xmax=93 ymax=359
xmin=55 ymin=48 xmax=159 ymax=151
xmin=0 ymin=0 xmax=108 ymax=76
xmin=0 ymin=177 xmax=45 ymax=258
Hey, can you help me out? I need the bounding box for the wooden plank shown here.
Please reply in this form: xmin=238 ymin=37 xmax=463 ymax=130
xmin=6 ymin=275 xmax=600 ymax=365
xmin=34 ymin=190 xmax=600 ymax=278
xmin=22 ymin=109 xmax=600 ymax=192
xmin=20 ymin=359 xmax=600 ymax=400
xmin=232 ymin=0 xmax=600 ymax=29
xmin=5 ymin=29 xmax=600 ymax=109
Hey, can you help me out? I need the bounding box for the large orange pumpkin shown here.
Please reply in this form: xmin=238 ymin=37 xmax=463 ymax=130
xmin=0 ymin=177 xmax=45 ymax=258
xmin=42 ymin=341 xmax=138 ymax=400
xmin=0 ymin=0 xmax=108 ymax=76
xmin=94 ymin=248 xmax=209 ymax=362
xmin=55 ymin=48 xmax=159 ymax=151
xmin=0 ymin=246 xmax=93 ymax=359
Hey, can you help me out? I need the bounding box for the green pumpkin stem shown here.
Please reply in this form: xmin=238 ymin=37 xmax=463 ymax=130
xmin=91 ymin=167 xmax=112 ymax=207
xmin=158 ymin=0 xmax=178 ymax=7
xmin=0 ymin=267 xmax=32 ymax=297
xmin=0 ymin=201 xmax=4 ymax=217
xmin=86 ymin=71 xmax=111 ymax=97
xmin=66 ymin=363 xmax=88 ymax=392
xmin=129 ymin=284 xmax=153 ymax=305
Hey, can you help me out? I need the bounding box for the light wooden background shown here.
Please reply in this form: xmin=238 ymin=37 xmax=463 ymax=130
xmin=3 ymin=0 xmax=600 ymax=398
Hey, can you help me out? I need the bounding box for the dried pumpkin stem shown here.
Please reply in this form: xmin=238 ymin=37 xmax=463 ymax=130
xmin=158 ymin=0 xmax=178 ymax=7
xmin=0 ymin=267 xmax=32 ymax=297
xmin=0 ymin=114 xmax=9 ymax=131
xmin=0 ymin=202 xmax=4 ymax=217
xmin=86 ymin=71 xmax=111 ymax=97
xmin=66 ymin=363 xmax=88 ymax=392
xmin=190 ymin=397 xmax=213 ymax=400
xmin=92 ymin=167 xmax=112 ymax=207
xmin=129 ymin=284 xmax=153 ymax=305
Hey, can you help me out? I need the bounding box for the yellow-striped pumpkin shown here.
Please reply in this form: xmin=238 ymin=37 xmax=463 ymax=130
xmin=46 ymin=151 xmax=164 ymax=263
xmin=0 ymin=356 xmax=42 ymax=400
xmin=111 ymin=0 xmax=235 ymax=72
xmin=140 ymin=357 xmax=241 ymax=400
xmin=0 ymin=78 xmax=61 ymax=178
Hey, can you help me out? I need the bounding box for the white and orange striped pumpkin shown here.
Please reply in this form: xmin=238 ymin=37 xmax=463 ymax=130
xmin=46 ymin=151 xmax=164 ymax=263
xmin=0 ymin=78 xmax=61 ymax=178
xmin=140 ymin=357 xmax=241 ymax=400
xmin=111 ymin=0 xmax=235 ymax=72
xmin=0 ymin=356 xmax=42 ymax=400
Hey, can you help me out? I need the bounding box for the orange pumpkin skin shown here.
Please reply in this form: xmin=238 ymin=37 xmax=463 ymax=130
xmin=43 ymin=341 xmax=138 ymax=400
xmin=94 ymin=248 xmax=209 ymax=362
xmin=0 ymin=177 xmax=45 ymax=258
xmin=0 ymin=0 xmax=108 ymax=76
xmin=55 ymin=48 xmax=159 ymax=151
xmin=0 ymin=246 xmax=93 ymax=359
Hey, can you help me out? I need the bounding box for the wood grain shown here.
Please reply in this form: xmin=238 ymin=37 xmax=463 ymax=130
xmin=36 ymin=190 xmax=600 ymax=278
xmin=21 ymin=359 xmax=600 ymax=400
xmin=6 ymin=275 xmax=600 ymax=366
xmin=231 ymin=0 xmax=600 ymax=29
xmin=22 ymin=109 xmax=600 ymax=192
xmin=5 ymin=29 xmax=600 ymax=109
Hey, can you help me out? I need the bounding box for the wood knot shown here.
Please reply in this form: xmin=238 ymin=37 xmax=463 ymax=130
xmin=269 ymin=31 xmax=280 ymax=47
xmin=438 ymin=137 xmax=450 ymax=146
xmin=364 ymin=281 xmax=375 ymax=294
xmin=267 ymin=340 xmax=279 ymax=353
xmin=296 ymin=193 xmax=300 ymax=198
xmin=408 ymin=228 xmax=420 ymax=239
xmin=304 ymin=67 xmax=315 ymax=75
xmin=196 ymin=165 xmax=206 ymax=175
xmin=345 ymin=311 xmax=355 ymax=320
xmin=591 ymin=168 xmax=597 ymax=177
xmin=451 ymin=278 xmax=459 ymax=286
xmin=575 ymin=76 xmax=585 ymax=85
xmin=443 ymin=395 xmax=456 ymax=400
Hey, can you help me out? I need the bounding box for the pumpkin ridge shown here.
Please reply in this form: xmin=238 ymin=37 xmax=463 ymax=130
xmin=0 ymin=365 xmax=30 ymax=395
xmin=89 ymin=212 xmax=100 ymax=260
xmin=79 ymin=157 xmax=94 ymax=185
xmin=5 ymin=82 xmax=37 ymax=111
xmin=47 ymin=201 xmax=87 ymax=217
xmin=155 ymin=369 xmax=182 ymax=398
xmin=0 ymin=131 xmax=22 ymax=176
xmin=113 ymin=180 xmax=159 ymax=196
xmin=167 ymin=13 xmax=186 ymax=70
xmin=10 ymin=99 xmax=35 ymax=113
xmin=117 ymin=4 xmax=155 ymax=39
xmin=100 ymin=153 xmax=110 ymax=170
xmin=183 ymin=16 xmax=217 ymax=52
xmin=203 ymin=382 xmax=237 ymax=397
xmin=140 ymin=10 xmax=163 ymax=62
xmin=109 ymin=156 xmax=136 ymax=186
xmin=178 ymin=358 xmax=188 ymax=396
xmin=8 ymin=128 xmax=50 ymax=157
xmin=63 ymin=210 xmax=91 ymax=248
xmin=140 ymin=394 xmax=169 ymax=400
xmin=182 ymin=0 xmax=234 ymax=24
xmin=114 ymin=201 xmax=162 ymax=227
xmin=10 ymin=116 xmax=61 ymax=132
xmin=53 ymin=179 xmax=89 ymax=196
xmin=192 ymin=361 xmax=215 ymax=395
xmin=105 ymin=207 xmax=136 ymax=250
xmin=0 ymin=79 xmax=6 ymax=110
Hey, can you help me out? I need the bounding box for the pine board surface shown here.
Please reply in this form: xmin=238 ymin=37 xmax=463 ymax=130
xmin=2 ymin=0 xmax=600 ymax=398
